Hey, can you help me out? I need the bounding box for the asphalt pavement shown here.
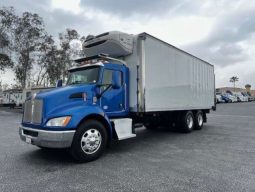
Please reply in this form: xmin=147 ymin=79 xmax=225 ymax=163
xmin=0 ymin=102 xmax=255 ymax=192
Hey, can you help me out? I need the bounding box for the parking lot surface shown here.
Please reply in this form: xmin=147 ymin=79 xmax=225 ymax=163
xmin=0 ymin=102 xmax=255 ymax=192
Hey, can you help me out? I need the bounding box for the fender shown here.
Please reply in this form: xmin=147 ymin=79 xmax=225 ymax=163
xmin=21 ymin=104 xmax=113 ymax=139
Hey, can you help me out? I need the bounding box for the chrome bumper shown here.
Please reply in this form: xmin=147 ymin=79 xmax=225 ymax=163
xmin=19 ymin=126 xmax=75 ymax=148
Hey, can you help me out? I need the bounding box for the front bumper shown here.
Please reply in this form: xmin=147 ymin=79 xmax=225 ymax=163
xmin=19 ymin=126 xmax=75 ymax=148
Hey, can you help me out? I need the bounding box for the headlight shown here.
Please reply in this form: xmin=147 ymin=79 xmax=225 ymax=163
xmin=46 ymin=116 xmax=71 ymax=127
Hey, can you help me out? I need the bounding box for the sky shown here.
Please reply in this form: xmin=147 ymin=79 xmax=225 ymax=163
xmin=0 ymin=0 xmax=255 ymax=89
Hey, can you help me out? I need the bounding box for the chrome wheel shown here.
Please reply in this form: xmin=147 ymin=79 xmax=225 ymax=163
xmin=81 ymin=129 xmax=102 ymax=154
xmin=187 ymin=114 xmax=194 ymax=129
xmin=197 ymin=113 xmax=203 ymax=126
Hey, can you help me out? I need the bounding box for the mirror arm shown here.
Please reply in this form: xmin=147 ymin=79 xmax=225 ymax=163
xmin=96 ymin=84 xmax=112 ymax=99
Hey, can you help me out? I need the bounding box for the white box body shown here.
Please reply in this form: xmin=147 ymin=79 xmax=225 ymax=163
xmin=124 ymin=33 xmax=215 ymax=112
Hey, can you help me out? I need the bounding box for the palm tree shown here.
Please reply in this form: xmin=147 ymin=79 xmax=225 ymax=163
xmin=230 ymin=76 xmax=239 ymax=92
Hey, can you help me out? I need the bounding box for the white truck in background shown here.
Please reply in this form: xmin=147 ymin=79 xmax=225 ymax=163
xmin=2 ymin=87 xmax=54 ymax=108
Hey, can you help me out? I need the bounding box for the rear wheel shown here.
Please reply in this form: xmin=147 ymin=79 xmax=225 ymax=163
xmin=194 ymin=110 xmax=204 ymax=130
xmin=70 ymin=120 xmax=108 ymax=163
xmin=180 ymin=111 xmax=194 ymax=133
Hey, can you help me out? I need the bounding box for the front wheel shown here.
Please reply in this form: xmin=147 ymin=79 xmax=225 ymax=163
xmin=70 ymin=120 xmax=108 ymax=163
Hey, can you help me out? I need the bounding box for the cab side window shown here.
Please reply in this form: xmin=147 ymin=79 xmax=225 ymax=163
xmin=102 ymin=69 xmax=113 ymax=85
xmin=102 ymin=69 xmax=123 ymax=86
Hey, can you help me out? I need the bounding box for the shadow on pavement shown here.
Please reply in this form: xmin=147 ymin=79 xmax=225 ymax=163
xmin=23 ymin=148 xmax=75 ymax=165
xmin=20 ymin=126 xmax=193 ymax=164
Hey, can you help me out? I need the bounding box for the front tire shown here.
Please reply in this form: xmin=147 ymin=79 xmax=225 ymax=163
xmin=70 ymin=120 xmax=108 ymax=163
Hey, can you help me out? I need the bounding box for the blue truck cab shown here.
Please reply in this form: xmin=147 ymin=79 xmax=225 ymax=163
xmin=20 ymin=57 xmax=135 ymax=162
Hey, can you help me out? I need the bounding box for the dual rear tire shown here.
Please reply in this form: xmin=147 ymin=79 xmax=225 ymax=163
xmin=180 ymin=110 xmax=204 ymax=133
xmin=144 ymin=110 xmax=205 ymax=133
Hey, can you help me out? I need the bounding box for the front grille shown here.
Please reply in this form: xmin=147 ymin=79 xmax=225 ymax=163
xmin=23 ymin=99 xmax=43 ymax=124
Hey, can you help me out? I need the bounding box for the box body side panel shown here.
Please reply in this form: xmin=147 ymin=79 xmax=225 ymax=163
xmin=143 ymin=35 xmax=215 ymax=112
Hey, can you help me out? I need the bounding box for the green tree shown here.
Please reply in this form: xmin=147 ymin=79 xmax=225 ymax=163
xmin=31 ymin=35 xmax=55 ymax=86
xmin=1 ymin=7 xmax=84 ymax=88
xmin=40 ymin=35 xmax=62 ymax=85
xmin=245 ymin=84 xmax=251 ymax=89
xmin=0 ymin=7 xmax=16 ymax=71
xmin=13 ymin=12 xmax=46 ymax=88
xmin=58 ymin=28 xmax=80 ymax=80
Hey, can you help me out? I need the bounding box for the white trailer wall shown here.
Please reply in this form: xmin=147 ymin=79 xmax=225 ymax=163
xmin=143 ymin=35 xmax=214 ymax=111
xmin=125 ymin=33 xmax=215 ymax=112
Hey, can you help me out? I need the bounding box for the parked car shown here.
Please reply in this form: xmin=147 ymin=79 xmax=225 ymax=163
xmin=223 ymin=93 xmax=238 ymax=102
xmin=241 ymin=92 xmax=249 ymax=102
xmin=226 ymin=91 xmax=239 ymax=102
xmin=216 ymin=93 xmax=224 ymax=103
xmin=233 ymin=92 xmax=247 ymax=102
xmin=246 ymin=92 xmax=254 ymax=102
xmin=221 ymin=94 xmax=232 ymax=103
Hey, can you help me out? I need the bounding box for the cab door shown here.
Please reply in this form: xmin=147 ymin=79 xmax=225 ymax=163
xmin=99 ymin=67 xmax=126 ymax=117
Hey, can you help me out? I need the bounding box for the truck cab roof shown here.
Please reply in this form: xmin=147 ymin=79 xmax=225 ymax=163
xmin=68 ymin=62 xmax=104 ymax=72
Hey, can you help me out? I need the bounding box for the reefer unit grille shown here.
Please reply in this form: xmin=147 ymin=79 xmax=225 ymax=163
xmin=23 ymin=99 xmax=43 ymax=124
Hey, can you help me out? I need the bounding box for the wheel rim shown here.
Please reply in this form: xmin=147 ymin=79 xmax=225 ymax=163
xmin=187 ymin=114 xmax=194 ymax=129
xmin=81 ymin=129 xmax=102 ymax=154
xmin=198 ymin=113 xmax=203 ymax=126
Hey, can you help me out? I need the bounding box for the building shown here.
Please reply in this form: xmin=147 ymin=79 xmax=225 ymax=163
xmin=216 ymin=87 xmax=255 ymax=97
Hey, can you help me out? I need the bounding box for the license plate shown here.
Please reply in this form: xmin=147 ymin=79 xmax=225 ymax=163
xmin=25 ymin=137 xmax=32 ymax=144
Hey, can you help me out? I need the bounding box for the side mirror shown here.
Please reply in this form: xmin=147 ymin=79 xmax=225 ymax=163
xmin=112 ymin=71 xmax=121 ymax=89
xmin=56 ymin=79 xmax=63 ymax=87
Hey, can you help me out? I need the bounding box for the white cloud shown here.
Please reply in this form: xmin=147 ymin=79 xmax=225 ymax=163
xmin=51 ymin=0 xmax=82 ymax=14
xmin=1 ymin=0 xmax=255 ymax=89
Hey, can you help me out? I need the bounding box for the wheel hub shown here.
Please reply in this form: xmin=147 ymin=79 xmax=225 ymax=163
xmin=198 ymin=114 xmax=203 ymax=126
xmin=187 ymin=115 xmax=194 ymax=129
xmin=81 ymin=129 xmax=101 ymax=154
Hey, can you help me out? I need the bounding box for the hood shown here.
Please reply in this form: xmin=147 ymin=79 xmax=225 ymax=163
xmin=36 ymin=84 xmax=96 ymax=116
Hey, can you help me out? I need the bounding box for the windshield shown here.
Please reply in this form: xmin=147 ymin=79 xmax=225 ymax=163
xmin=67 ymin=66 xmax=100 ymax=85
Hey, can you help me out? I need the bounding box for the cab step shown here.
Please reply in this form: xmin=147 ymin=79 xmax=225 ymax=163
xmin=111 ymin=118 xmax=136 ymax=140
